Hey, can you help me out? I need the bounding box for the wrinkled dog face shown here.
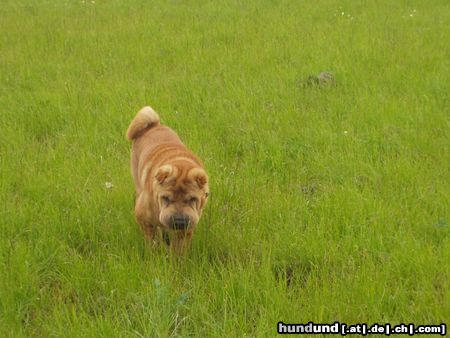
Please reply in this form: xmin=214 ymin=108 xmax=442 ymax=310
xmin=153 ymin=164 xmax=208 ymax=230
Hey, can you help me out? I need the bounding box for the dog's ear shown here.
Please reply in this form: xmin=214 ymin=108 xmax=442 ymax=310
xmin=189 ymin=168 xmax=208 ymax=189
xmin=155 ymin=165 xmax=173 ymax=184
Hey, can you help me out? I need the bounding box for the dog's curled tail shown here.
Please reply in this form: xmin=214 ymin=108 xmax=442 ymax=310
xmin=126 ymin=106 xmax=161 ymax=140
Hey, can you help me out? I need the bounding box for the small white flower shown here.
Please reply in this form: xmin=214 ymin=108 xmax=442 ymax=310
xmin=409 ymin=14 xmax=413 ymax=17
xmin=105 ymin=182 xmax=114 ymax=189
xmin=341 ymin=12 xmax=345 ymax=15
xmin=343 ymin=130 xmax=348 ymax=135
xmin=91 ymin=0 xmax=95 ymax=3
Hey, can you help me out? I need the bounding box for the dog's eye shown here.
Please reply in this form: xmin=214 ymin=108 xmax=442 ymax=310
xmin=189 ymin=197 xmax=198 ymax=204
xmin=162 ymin=196 xmax=171 ymax=204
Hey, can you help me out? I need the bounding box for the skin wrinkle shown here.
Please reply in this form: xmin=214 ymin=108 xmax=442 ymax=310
xmin=140 ymin=147 xmax=201 ymax=190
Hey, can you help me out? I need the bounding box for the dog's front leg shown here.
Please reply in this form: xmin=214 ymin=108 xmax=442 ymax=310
xmin=135 ymin=192 xmax=156 ymax=241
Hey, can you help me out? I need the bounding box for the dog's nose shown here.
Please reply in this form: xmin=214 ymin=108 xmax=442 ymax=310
xmin=170 ymin=214 xmax=190 ymax=230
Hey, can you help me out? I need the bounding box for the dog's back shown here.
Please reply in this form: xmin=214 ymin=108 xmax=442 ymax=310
xmin=127 ymin=106 xmax=202 ymax=194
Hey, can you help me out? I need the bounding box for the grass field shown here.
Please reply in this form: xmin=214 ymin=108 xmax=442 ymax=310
xmin=1 ymin=0 xmax=449 ymax=336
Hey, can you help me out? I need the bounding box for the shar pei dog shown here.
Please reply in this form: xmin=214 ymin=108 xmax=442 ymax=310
xmin=127 ymin=106 xmax=209 ymax=252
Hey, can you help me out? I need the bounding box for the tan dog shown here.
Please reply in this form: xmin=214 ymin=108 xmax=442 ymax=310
xmin=127 ymin=106 xmax=209 ymax=251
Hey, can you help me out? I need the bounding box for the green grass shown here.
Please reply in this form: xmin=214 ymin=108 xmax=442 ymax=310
xmin=1 ymin=0 xmax=449 ymax=336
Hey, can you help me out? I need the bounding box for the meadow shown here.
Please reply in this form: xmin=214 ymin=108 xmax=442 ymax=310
xmin=0 ymin=0 xmax=448 ymax=336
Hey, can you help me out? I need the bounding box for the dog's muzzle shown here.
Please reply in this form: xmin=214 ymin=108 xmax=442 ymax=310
xmin=170 ymin=214 xmax=190 ymax=230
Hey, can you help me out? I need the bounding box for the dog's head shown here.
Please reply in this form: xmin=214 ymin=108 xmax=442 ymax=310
xmin=153 ymin=164 xmax=209 ymax=230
